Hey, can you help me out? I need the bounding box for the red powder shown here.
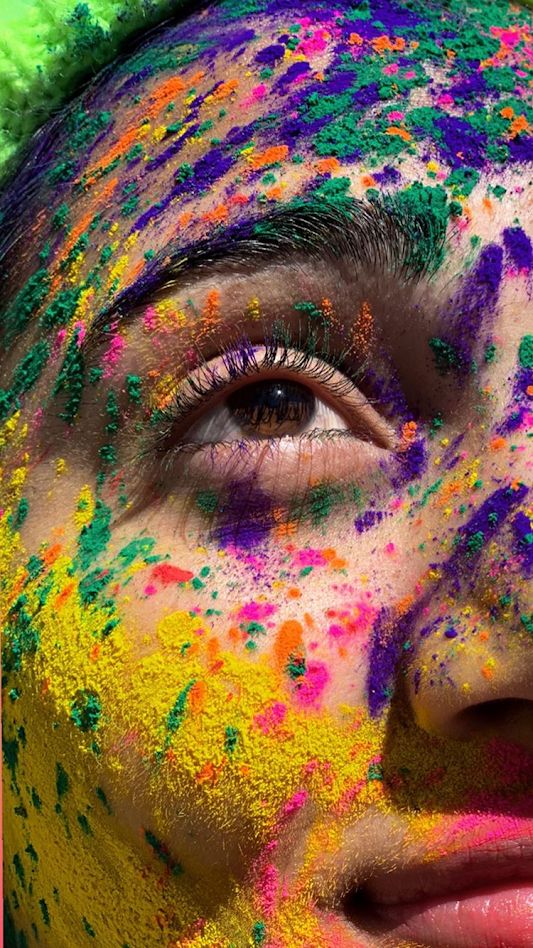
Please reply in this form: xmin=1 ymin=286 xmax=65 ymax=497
xmin=151 ymin=563 xmax=194 ymax=584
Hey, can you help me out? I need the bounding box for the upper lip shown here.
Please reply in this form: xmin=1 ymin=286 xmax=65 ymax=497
xmin=349 ymin=836 xmax=533 ymax=908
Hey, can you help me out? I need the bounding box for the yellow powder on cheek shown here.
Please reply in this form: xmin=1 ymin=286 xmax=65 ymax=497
xmin=2 ymin=512 xmax=390 ymax=945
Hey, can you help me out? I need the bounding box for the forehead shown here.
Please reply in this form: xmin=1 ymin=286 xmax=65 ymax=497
xmin=0 ymin=0 xmax=530 ymax=344
xmin=4 ymin=2 xmax=530 ymax=199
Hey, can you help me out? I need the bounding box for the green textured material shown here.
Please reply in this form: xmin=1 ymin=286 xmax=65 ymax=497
xmin=0 ymin=0 xmax=191 ymax=177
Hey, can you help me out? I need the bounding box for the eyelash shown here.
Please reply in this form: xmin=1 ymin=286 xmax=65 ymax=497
xmin=144 ymin=321 xmax=370 ymax=452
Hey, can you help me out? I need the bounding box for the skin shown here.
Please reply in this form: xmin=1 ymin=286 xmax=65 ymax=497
xmin=2 ymin=1 xmax=532 ymax=946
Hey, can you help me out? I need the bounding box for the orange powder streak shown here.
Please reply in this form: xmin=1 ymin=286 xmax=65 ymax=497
xmin=352 ymin=300 xmax=374 ymax=353
xmin=273 ymin=620 xmax=304 ymax=673
xmin=82 ymin=72 xmax=205 ymax=180
xmin=249 ymin=145 xmax=289 ymax=169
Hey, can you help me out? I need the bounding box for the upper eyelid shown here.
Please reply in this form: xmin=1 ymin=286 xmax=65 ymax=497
xmin=144 ymin=338 xmax=398 ymax=455
xmin=80 ymin=197 xmax=448 ymax=359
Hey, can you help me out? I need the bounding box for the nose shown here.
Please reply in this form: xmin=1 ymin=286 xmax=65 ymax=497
xmin=406 ymin=486 xmax=533 ymax=751
xmin=408 ymin=626 xmax=533 ymax=750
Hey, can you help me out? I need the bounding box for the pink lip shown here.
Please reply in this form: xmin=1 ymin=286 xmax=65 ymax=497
xmin=369 ymin=882 xmax=533 ymax=948
xmin=343 ymin=837 xmax=533 ymax=947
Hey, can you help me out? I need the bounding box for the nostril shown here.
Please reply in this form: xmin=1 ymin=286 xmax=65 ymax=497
xmin=341 ymin=885 xmax=382 ymax=932
xmin=453 ymin=698 xmax=533 ymax=744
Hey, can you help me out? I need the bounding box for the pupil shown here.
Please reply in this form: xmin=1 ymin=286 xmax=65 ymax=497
xmin=226 ymin=379 xmax=315 ymax=437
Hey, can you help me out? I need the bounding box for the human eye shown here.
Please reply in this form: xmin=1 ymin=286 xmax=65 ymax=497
xmin=130 ymin=314 xmax=399 ymax=504
xmin=152 ymin=332 xmax=394 ymax=446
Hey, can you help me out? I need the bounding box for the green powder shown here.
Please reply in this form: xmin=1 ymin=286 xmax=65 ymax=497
xmin=77 ymin=813 xmax=92 ymax=835
xmin=166 ymin=679 xmax=196 ymax=734
xmin=0 ymin=340 xmax=51 ymax=421
xmin=13 ymin=853 xmax=26 ymax=889
xmin=252 ymin=921 xmax=267 ymax=945
xmin=125 ymin=374 xmax=142 ymax=403
xmin=1 ymin=268 xmax=51 ymax=348
xmin=76 ymin=498 xmax=112 ymax=571
xmin=10 ymin=497 xmax=29 ymax=529
xmin=70 ymin=690 xmax=102 ymax=732
xmin=41 ymin=287 xmax=83 ymax=328
xmin=55 ymin=762 xmax=70 ymax=798
xmin=53 ymin=329 xmax=85 ymax=423
xmin=224 ymin=726 xmax=239 ymax=754
xmin=39 ymin=899 xmax=50 ymax=926
xmin=518 ymin=335 xmax=533 ymax=369
xmin=429 ymin=337 xmax=462 ymax=374
xmin=52 ymin=203 xmax=70 ymax=231
xmin=82 ymin=916 xmax=96 ymax=938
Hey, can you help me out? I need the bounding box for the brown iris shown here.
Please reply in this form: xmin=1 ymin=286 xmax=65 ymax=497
xmin=226 ymin=379 xmax=316 ymax=437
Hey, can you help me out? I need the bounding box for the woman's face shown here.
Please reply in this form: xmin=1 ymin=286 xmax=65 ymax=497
xmin=2 ymin=1 xmax=532 ymax=945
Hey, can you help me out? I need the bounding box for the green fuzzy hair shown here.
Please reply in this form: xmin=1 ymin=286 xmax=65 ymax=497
xmin=0 ymin=0 xmax=532 ymax=179
xmin=0 ymin=0 xmax=191 ymax=176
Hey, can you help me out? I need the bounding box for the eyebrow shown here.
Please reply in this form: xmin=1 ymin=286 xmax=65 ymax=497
xmin=83 ymin=195 xmax=448 ymax=351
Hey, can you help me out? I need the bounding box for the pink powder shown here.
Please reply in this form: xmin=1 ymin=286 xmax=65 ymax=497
xmin=143 ymin=583 xmax=157 ymax=596
xmin=433 ymin=812 xmax=531 ymax=855
xmin=490 ymin=26 xmax=522 ymax=47
xmin=102 ymin=333 xmax=125 ymax=378
xmin=327 ymin=600 xmax=377 ymax=640
xmin=73 ymin=321 xmax=86 ymax=346
xmin=241 ymin=83 xmax=268 ymax=108
xmin=142 ymin=305 xmax=157 ymax=331
xmin=253 ymin=702 xmax=287 ymax=735
xmin=437 ymin=93 xmax=455 ymax=108
xmin=383 ymin=63 xmax=399 ymax=75
xmin=293 ymin=660 xmax=330 ymax=708
xmin=279 ymin=789 xmax=309 ymax=821
xmin=299 ymin=29 xmax=328 ymax=56
xmin=52 ymin=328 xmax=67 ymax=358
xmin=296 ymin=548 xmax=328 ymax=567
xmin=237 ymin=601 xmax=278 ymax=622
xmin=387 ymin=110 xmax=405 ymax=122
xmin=332 ymin=779 xmax=366 ymax=816
xmin=257 ymin=862 xmax=279 ymax=916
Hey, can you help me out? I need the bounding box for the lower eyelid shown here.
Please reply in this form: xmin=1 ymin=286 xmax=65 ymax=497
xmin=134 ymin=430 xmax=396 ymax=509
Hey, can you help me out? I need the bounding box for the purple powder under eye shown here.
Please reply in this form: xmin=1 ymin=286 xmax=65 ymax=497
xmin=503 ymin=227 xmax=533 ymax=273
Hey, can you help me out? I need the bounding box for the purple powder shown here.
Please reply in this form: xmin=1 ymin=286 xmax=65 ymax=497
xmin=274 ymin=61 xmax=311 ymax=94
xmin=354 ymin=509 xmax=384 ymax=534
xmin=255 ymin=44 xmax=285 ymax=66
xmin=391 ymin=439 xmax=427 ymax=488
xmin=450 ymin=243 xmax=503 ymax=345
xmin=435 ymin=115 xmax=487 ymax=170
xmin=503 ymin=227 xmax=533 ymax=273
xmin=512 ymin=511 xmax=533 ymax=578
xmin=448 ymin=72 xmax=487 ymax=102
xmin=373 ymin=165 xmax=402 ymax=186
xmin=214 ymin=479 xmax=274 ymax=550
xmin=367 ymin=601 xmax=424 ymax=716
xmin=222 ymin=27 xmax=256 ymax=51
xmin=508 ymin=135 xmax=533 ymax=164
